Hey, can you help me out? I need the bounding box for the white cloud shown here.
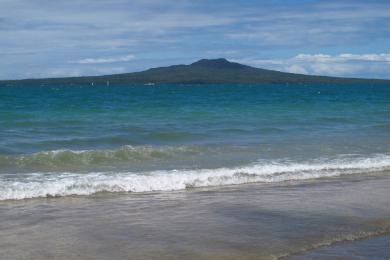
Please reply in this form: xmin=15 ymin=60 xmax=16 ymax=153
xmin=294 ymin=54 xmax=334 ymax=62
xmin=309 ymin=63 xmax=362 ymax=75
xmin=295 ymin=53 xmax=390 ymax=62
xmin=70 ymin=54 xmax=135 ymax=64
xmin=237 ymin=52 xmax=390 ymax=78
xmin=225 ymin=2 xmax=390 ymax=47
xmin=285 ymin=65 xmax=308 ymax=74
xmin=29 ymin=68 xmax=83 ymax=79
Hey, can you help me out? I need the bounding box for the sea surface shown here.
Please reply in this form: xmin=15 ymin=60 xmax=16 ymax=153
xmin=0 ymin=83 xmax=389 ymax=259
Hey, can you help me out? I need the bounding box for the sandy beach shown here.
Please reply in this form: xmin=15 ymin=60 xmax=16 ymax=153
xmin=1 ymin=172 xmax=389 ymax=259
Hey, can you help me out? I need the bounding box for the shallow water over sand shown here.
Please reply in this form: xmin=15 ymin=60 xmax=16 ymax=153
xmin=290 ymin=235 xmax=390 ymax=259
xmin=1 ymin=84 xmax=389 ymax=258
xmin=1 ymin=84 xmax=390 ymax=200
xmin=1 ymin=173 xmax=389 ymax=259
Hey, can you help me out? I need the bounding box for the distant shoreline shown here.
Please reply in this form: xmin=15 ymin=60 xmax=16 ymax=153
xmin=1 ymin=58 xmax=390 ymax=85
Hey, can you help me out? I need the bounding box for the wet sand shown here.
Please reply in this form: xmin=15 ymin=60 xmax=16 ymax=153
xmin=1 ymin=173 xmax=390 ymax=259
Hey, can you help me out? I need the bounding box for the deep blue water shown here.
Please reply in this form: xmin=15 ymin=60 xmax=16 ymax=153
xmin=0 ymin=84 xmax=389 ymax=199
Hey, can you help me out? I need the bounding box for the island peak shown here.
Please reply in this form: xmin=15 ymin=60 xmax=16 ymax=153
xmin=190 ymin=58 xmax=248 ymax=69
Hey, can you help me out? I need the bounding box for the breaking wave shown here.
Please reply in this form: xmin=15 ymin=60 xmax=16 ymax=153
xmin=1 ymin=154 xmax=389 ymax=200
xmin=0 ymin=145 xmax=205 ymax=171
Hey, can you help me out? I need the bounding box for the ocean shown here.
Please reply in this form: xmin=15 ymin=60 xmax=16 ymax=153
xmin=0 ymin=83 xmax=389 ymax=258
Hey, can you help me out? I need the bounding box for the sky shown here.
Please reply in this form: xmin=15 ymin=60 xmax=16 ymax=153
xmin=1 ymin=0 xmax=390 ymax=80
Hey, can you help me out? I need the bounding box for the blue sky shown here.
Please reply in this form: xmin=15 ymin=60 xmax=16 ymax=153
xmin=1 ymin=0 xmax=390 ymax=79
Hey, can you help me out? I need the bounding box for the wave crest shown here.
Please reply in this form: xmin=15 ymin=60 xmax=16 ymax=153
xmin=1 ymin=154 xmax=389 ymax=200
xmin=0 ymin=145 xmax=203 ymax=171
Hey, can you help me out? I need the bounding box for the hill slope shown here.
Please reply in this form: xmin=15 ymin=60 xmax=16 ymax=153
xmin=1 ymin=58 xmax=390 ymax=85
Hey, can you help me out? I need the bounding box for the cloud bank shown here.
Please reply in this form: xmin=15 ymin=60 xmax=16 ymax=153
xmin=71 ymin=54 xmax=135 ymax=64
xmin=238 ymin=53 xmax=390 ymax=78
xmin=0 ymin=0 xmax=389 ymax=79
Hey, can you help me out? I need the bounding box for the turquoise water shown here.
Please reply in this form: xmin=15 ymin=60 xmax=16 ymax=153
xmin=0 ymin=84 xmax=389 ymax=200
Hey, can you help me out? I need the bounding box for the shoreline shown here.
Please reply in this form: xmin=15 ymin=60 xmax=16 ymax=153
xmin=1 ymin=154 xmax=389 ymax=201
xmin=0 ymin=168 xmax=388 ymax=203
xmin=288 ymin=233 xmax=390 ymax=259
xmin=1 ymin=173 xmax=389 ymax=259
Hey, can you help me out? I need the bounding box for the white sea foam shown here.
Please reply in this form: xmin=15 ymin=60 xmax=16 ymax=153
xmin=1 ymin=154 xmax=389 ymax=200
